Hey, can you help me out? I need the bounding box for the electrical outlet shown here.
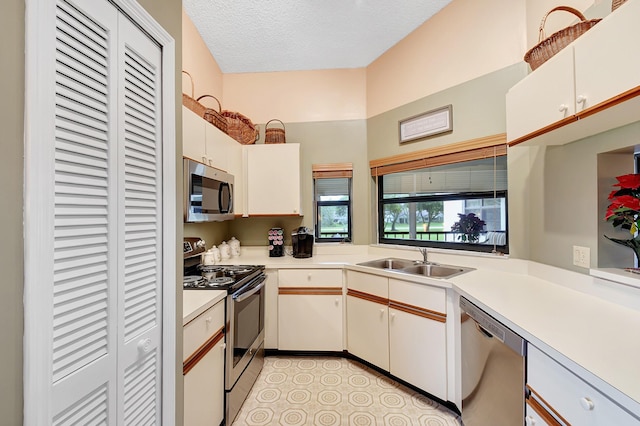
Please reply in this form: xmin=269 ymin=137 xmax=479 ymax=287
xmin=573 ymin=245 xmax=590 ymax=268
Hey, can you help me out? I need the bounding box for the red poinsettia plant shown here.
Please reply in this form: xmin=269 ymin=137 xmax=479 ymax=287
xmin=604 ymin=173 xmax=640 ymax=263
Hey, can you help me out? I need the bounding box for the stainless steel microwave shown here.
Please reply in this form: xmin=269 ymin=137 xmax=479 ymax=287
xmin=184 ymin=158 xmax=234 ymax=222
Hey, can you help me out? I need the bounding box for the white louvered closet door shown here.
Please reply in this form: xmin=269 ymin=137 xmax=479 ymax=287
xmin=116 ymin=14 xmax=163 ymax=426
xmin=45 ymin=0 xmax=163 ymax=424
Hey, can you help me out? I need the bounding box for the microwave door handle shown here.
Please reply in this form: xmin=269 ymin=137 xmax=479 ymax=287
xmin=233 ymin=278 xmax=266 ymax=302
xmin=219 ymin=182 xmax=230 ymax=213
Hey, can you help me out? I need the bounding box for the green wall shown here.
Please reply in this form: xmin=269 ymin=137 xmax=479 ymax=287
xmin=1 ymin=0 xmax=25 ymax=424
xmin=228 ymin=119 xmax=370 ymax=246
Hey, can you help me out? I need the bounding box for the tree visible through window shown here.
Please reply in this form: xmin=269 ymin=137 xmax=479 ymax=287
xmin=378 ymin=156 xmax=508 ymax=253
xmin=313 ymin=163 xmax=353 ymax=242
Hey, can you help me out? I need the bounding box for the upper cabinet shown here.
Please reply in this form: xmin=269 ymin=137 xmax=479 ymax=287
xmin=182 ymin=106 xmax=244 ymax=214
xmin=244 ymin=144 xmax=302 ymax=216
xmin=507 ymin=1 xmax=640 ymax=147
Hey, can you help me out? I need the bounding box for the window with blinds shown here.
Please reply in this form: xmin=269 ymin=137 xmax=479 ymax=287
xmin=378 ymin=155 xmax=508 ymax=253
xmin=313 ymin=163 xmax=353 ymax=242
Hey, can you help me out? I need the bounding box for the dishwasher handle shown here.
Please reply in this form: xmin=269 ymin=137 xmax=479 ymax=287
xmin=460 ymin=296 xmax=527 ymax=356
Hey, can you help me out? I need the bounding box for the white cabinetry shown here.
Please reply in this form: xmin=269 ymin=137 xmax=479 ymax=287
xmin=183 ymin=301 xmax=225 ymax=426
xmin=389 ymin=279 xmax=447 ymax=401
xmin=182 ymin=106 xmax=244 ymax=213
xmin=264 ymin=269 xmax=279 ymax=349
xmin=346 ymin=272 xmax=390 ymax=370
xmin=244 ymin=144 xmax=301 ymax=216
xmin=278 ymin=269 xmax=343 ymax=351
xmin=507 ymin=1 xmax=640 ymax=147
xmin=527 ymin=345 xmax=639 ymax=425
xmin=346 ymin=271 xmax=448 ymax=398
xmin=183 ymin=106 xmax=207 ymax=163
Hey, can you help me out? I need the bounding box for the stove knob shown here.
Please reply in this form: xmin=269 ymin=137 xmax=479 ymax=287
xmin=195 ymin=239 xmax=206 ymax=249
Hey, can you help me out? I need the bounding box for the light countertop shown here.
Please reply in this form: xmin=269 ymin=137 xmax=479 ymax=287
xmin=183 ymin=289 xmax=226 ymax=325
xmin=185 ymin=244 xmax=640 ymax=415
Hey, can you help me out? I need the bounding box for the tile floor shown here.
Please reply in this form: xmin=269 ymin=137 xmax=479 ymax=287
xmin=232 ymin=355 xmax=462 ymax=426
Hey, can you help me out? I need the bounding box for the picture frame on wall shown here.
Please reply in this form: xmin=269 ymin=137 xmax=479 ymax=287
xmin=399 ymin=104 xmax=453 ymax=144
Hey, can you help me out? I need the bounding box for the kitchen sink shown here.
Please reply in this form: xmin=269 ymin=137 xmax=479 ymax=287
xmin=356 ymin=258 xmax=418 ymax=270
xmin=399 ymin=264 xmax=471 ymax=278
xmin=357 ymin=258 xmax=473 ymax=279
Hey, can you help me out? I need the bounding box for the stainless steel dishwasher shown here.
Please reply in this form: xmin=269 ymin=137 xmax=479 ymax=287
xmin=460 ymin=296 xmax=527 ymax=426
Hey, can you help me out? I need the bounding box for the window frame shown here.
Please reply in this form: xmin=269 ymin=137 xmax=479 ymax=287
xmin=313 ymin=164 xmax=353 ymax=243
xmin=370 ymin=134 xmax=509 ymax=254
xmin=377 ymin=183 xmax=508 ymax=253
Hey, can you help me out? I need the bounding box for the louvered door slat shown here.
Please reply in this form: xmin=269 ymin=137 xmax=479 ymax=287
xmin=53 ymin=384 xmax=109 ymax=426
xmin=117 ymin=14 xmax=162 ymax=425
xmin=49 ymin=0 xmax=118 ymax=419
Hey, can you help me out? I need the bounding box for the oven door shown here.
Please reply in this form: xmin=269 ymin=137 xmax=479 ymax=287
xmin=226 ymin=273 xmax=266 ymax=388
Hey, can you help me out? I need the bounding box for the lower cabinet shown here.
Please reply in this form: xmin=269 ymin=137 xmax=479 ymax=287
xmin=346 ymin=270 xmax=448 ymax=400
xmin=277 ymin=269 xmax=344 ymax=351
xmin=183 ymin=300 xmax=225 ymax=426
xmin=527 ymin=345 xmax=639 ymax=425
xmin=347 ymin=292 xmax=390 ymax=369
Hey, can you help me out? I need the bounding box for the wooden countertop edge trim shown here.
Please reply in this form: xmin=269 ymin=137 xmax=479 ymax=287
xmin=508 ymin=85 xmax=640 ymax=147
xmin=527 ymin=385 xmax=570 ymax=426
xmin=279 ymin=287 xmax=343 ymax=295
xmin=347 ymin=288 xmax=389 ymax=306
xmin=183 ymin=327 xmax=225 ymax=375
xmin=389 ymin=299 xmax=446 ymax=323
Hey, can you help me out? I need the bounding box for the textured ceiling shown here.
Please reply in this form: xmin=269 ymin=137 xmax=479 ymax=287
xmin=183 ymin=0 xmax=452 ymax=73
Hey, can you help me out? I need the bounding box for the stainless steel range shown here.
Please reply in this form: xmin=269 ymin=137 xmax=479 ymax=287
xmin=184 ymin=237 xmax=266 ymax=425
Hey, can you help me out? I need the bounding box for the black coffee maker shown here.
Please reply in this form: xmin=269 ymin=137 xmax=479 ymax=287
xmin=291 ymin=226 xmax=314 ymax=258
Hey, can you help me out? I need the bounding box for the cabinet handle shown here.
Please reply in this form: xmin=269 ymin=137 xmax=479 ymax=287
xmin=576 ymin=95 xmax=587 ymax=104
xmin=335 ymin=298 xmax=339 ymax=306
xmin=201 ymin=156 xmax=207 ymax=163
xmin=558 ymin=104 xmax=568 ymax=113
xmin=390 ymin=312 xmax=396 ymax=321
xmin=221 ymin=343 xmax=227 ymax=350
xmin=525 ymin=416 xmax=536 ymax=426
xmin=206 ymin=316 xmax=212 ymax=325
xmin=579 ymin=397 xmax=594 ymax=411
xmin=307 ymin=273 xmax=312 ymax=281
xmin=379 ymin=308 xmax=384 ymax=316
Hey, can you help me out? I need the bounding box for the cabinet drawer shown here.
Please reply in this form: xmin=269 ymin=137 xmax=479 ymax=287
xmin=389 ymin=278 xmax=446 ymax=314
xmin=346 ymin=270 xmax=388 ymax=298
xmin=278 ymin=269 xmax=342 ymax=288
xmin=183 ymin=300 xmax=225 ymax=362
xmin=527 ymin=345 xmax=638 ymax=425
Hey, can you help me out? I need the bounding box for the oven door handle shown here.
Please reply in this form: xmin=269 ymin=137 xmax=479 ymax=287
xmin=232 ymin=276 xmax=266 ymax=302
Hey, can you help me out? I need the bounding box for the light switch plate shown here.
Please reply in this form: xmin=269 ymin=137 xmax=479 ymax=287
xmin=573 ymin=245 xmax=590 ymax=268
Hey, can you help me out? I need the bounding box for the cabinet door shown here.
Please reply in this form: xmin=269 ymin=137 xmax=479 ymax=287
xmin=278 ymin=294 xmax=343 ymax=351
xmin=528 ymin=345 xmax=639 ymax=425
xmin=184 ymin=339 xmax=225 ymax=426
xmin=574 ymin=0 xmax=640 ymax=112
xmin=389 ymin=308 xmax=447 ymax=400
xmin=204 ymin=123 xmax=230 ymax=171
xmin=346 ymin=295 xmax=389 ymax=370
xmin=245 ymin=144 xmax=301 ymax=215
xmin=506 ymin=49 xmax=575 ymax=143
xmin=183 ymin=106 xmax=206 ymax=163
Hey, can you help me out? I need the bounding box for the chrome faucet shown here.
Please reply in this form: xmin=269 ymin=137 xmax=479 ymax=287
xmin=419 ymin=247 xmax=428 ymax=263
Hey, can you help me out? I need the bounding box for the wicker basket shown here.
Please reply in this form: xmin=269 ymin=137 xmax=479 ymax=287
xmin=524 ymin=6 xmax=601 ymax=71
xmin=221 ymin=110 xmax=259 ymax=145
xmin=264 ymin=119 xmax=286 ymax=144
xmin=612 ymin=0 xmax=628 ymax=11
xmin=196 ymin=95 xmax=228 ymax=134
xmin=181 ymin=71 xmax=206 ymax=117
